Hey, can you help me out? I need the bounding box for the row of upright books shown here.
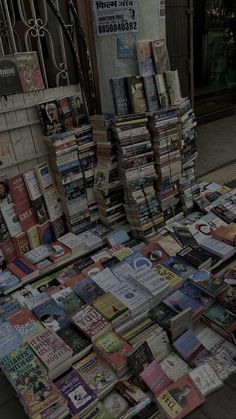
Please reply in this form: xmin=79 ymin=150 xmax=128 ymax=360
xmin=1 ymin=198 xmax=236 ymax=418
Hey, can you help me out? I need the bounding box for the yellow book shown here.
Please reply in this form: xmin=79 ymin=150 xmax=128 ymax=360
xmin=27 ymin=225 xmax=41 ymax=249
xmin=92 ymin=292 xmax=128 ymax=321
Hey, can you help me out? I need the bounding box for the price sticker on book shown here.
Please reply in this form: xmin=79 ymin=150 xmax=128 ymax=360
xmin=93 ymin=0 xmax=138 ymax=36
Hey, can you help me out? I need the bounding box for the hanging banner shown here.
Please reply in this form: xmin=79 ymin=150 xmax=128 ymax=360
xmin=159 ymin=0 xmax=166 ymax=20
xmin=93 ymin=0 xmax=138 ymax=36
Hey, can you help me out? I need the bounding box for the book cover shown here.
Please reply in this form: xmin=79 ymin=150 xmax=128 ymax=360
xmin=202 ymin=302 xmax=236 ymax=333
xmin=37 ymin=221 xmax=54 ymax=245
xmin=38 ymin=101 xmax=63 ymax=136
xmin=33 ymin=299 xmax=69 ymax=332
xmin=81 ymin=261 xmax=104 ymax=279
xmin=15 ymin=51 xmax=44 ymax=92
xmin=1 ymin=346 xmax=59 ymax=417
xmin=116 ymin=379 xmax=148 ymax=407
xmin=51 ymin=287 xmax=83 ymax=315
xmin=190 ymin=270 xmax=228 ymax=297
xmin=71 ymin=304 xmax=111 ymax=340
xmin=143 ymin=75 xmax=160 ymax=112
xmin=151 ymin=39 xmax=170 ymax=73
xmin=35 ymin=162 xmax=54 ymax=191
xmin=177 ymin=246 xmax=211 ymax=269
xmin=54 ymin=370 xmax=97 ymax=415
xmin=149 ymin=302 xmax=177 ymax=331
xmin=110 ymin=77 xmax=131 ymax=116
xmin=92 ymin=292 xmax=128 ymax=321
xmin=162 ymin=256 xmax=196 ymax=280
xmin=217 ymin=285 xmax=236 ymax=314
xmin=69 ymin=93 xmax=89 ymax=127
xmin=8 ymin=308 xmax=44 ymax=344
xmin=7 ymin=258 xmax=38 ymax=280
xmin=73 ymin=277 xmax=104 ymax=304
xmin=27 ymin=225 xmax=41 ymax=249
xmin=160 ymin=353 xmax=190 ymax=382
xmin=32 ymin=197 xmax=49 ymax=225
xmin=31 ymin=275 xmax=61 ymax=293
xmin=0 ymin=297 xmax=22 ymax=319
xmin=0 ymin=55 xmax=22 ymax=95
xmin=126 ymin=76 xmax=147 ymax=113
xmin=136 ymin=41 xmax=155 ymax=77
xmin=163 ymin=289 xmax=203 ymax=317
xmin=102 ymin=390 xmax=130 ymax=418
xmin=24 ymin=244 xmax=53 ymax=264
xmin=8 ymin=173 xmax=36 ymax=230
xmin=140 ymin=360 xmax=172 ymax=395
xmin=156 ymin=374 xmax=205 ymax=419
xmin=13 ymin=232 xmax=30 ymax=258
xmin=50 ymin=216 xmax=67 ymax=240
xmin=140 ymin=241 xmax=169 ymax=265
xmin=93 ymin=331 xmax=133 ymax=370
xmin=173 ymin=330 xmax=209 ymax=368
xmin=81 ymin=401 xmax=115 ymax=419
xmin=1 ymin=201 xmax=22 ymax=237
xmin=190 ymin=362 xmax=223 ymax=395
xmin=49 ymin=241 xmax=71 ymax=262
xmin=12 ymin=284 xmax=40 ymax=306
xmin=28 ymin=328 xmax=72 ymax=370
xmin=57 ymin=325 xmax=92 ymax=360
xmin=0 ymin=269 xmax=20 ymax=293
xmin=58 ymin=96 xmax=74 ymax=131
xmin=0 ymin=237 xmax=17 ymax=263
xmin=128 ymin=342 xmax=154 ymax=375
xmin=0 ymin=320 xmax=21 ymax=359
xmin=173 ymin=227 xmax=199 ymax=249
xmin=147 ymin=330 xmax=171 ymax=362
xmin=23 ymin=170 xmax=42 ymax=201
xmin=43 ymin=186 xmax=63 ymax=221
xmin=73 ymin=351 xmax=117 ymax=395
xmin=182 ymin=283 xmax=213 ymax=308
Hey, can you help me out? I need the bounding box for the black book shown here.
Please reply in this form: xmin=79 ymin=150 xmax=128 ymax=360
xmin=128 ymin=342 xmax=154 ymax=376
xmin=32 ymin=196 xmax=49 ymax=225
xmin=0 ymin=56 xmax=22 ymax=96
xmin=57 ymin=324 xmax=91 ymax=360
xmin=74 ymin=256 xmax=93 ymax=272
xmin=149 ymin=302 xmax=177 ymax=331
xmin=177 ymin=246 xmax=212 ymax=269
xmin=101 ymin=256 xmax=120 ymax=268
xmin=110 ymin=77 xmax=131 ymax=116
xmin=173 ymin=226 xmax=199 ymax=248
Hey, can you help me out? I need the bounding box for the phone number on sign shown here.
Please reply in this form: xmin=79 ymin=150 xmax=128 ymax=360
xmin=98 ymin=21 xmax=137 ymax=33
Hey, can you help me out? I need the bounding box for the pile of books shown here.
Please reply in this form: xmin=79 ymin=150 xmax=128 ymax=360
xmin=92 ymin=114 xmax=126 ymax=226
xmin=113 ymin=113 xmax=164 ymax=238
xmin=1 ymin=210 xmax=236 ymax=418
xmin=148 ymin=108 xmax=182 ymax=222
xmin=176 ymin=98 xmax=200 ymax=212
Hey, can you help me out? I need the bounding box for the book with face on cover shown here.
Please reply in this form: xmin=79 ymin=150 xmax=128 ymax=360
xmin=54 ymin=370 xmax=97 ymax=416
xmin=33 ymin=299 xmax=69 ymax=332
xmin=156 ymin=374 xmax=205 ymax=419
xmin=1 ymin=346 xmax=60 ymax=417
xmin=71 ymin=304 xmax=111 ymax=341
xmin=73 ymin=351 xmax=117 ymax=397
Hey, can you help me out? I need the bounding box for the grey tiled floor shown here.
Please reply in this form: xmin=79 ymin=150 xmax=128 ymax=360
xmin=1 ymin=116 xmax=236 ymax=418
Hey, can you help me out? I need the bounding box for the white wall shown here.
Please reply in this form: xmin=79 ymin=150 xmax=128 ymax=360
xmin=91 ymin=0 xmax=166 ymax=113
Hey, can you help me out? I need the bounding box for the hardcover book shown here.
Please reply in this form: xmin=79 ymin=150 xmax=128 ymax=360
xmin=73 ymin=351 xmax=117 ymax=396
xmin=54 ymin=369 xmax=97 ymax=415
xmin=156 ymin=374 xmax=205 ymax=419
xmin=110 ymin=77 xmax=131 ymax=116
xmin=33 ymin=299 xmax=69 ymax=332
xmin=71 ymin=304 xmax=111 ymax=341
xmin=1 ymin=346 xmax=60 ymax=417
xmin=8 ymin=173 xmax=36 ymax=230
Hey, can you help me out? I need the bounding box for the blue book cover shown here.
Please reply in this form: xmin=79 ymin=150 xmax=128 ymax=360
xmin=182 ymin=283 xmax=214 ymax=308
xmin=189 ymin=270 xmax=227 ymax=297
xmin=173 ymin=329 xmax=209 ymax=367
xmin=0 ymin=270 xmax=20 ymax=292
xmin=33 ymin=299 xmax=69 ymax=332
xmin=73 ymin=278 xmax=104 ymax=304
xmin=0 ymin=298 xmax=22 ymax=319
xmin=0 ymin=321 xmax=21 ymax=359
xmin=124 ymin=252 xmax=152 ymax=270
xmin=163 ymin=289 xmax=203 ymax=317
xmin=162 ymin=256 xmax=196 ymax=280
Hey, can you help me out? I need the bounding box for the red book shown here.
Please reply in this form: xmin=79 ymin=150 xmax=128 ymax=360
xmin=13 ymin=232 xmax=30 ymax=258
xmin=7 ymin=258 xmax=39 ymax=281
xmin=71 ymin=304 xmax=111 ymax=341
xmin=8 ymin=174 xmax=36 ymax=230
xmin=141 ymin=241 xmax=170 ymax=265
xmin=156 ymin=374 xmax=205 ymax=419
xmin=62 ymin=273 xmax=86 ymax=287
xmin=0 ymin=237 xmax=17 ymax=262
xmin=48 ymin=241 xmax=71 ymax=262
xmin=140 ymin=360 xmax=172 ymax=395
xmin=93 ymin=331 xmax=133 ymax=371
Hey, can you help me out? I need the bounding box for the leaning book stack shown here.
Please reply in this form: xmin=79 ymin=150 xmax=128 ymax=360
xmin=112 ymin=113 xmax=164 ymax=238
xmin=92 ymin=114 xmax=126 ymax=227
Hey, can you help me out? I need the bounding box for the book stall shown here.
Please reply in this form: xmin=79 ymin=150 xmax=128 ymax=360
xmin=1 ymin=37 xmax=236 ymax=419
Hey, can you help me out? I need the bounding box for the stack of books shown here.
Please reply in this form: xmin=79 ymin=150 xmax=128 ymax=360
xmin=148 ymin=109 xmax=182 ymax=222
xmin=91 ymin=114 xmax=126 ymax=226
xmin=176 ymin=98 xmax=200 ymax=212
xmin=113 ymin=113 xmax=164 ymax=238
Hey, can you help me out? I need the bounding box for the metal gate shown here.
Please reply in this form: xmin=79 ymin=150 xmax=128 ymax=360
xmin=166 ymin=0 xmax=194 ymax=104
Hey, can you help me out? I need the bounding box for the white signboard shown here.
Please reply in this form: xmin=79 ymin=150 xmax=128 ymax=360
xmin=93 ymin=0 xmax=138 ymax=36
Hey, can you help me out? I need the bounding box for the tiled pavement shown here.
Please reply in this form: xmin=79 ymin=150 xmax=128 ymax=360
xmin=1 ymin=116 xmax=236 ymax=419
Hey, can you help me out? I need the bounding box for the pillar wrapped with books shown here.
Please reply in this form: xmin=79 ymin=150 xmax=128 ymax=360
xmin=113 ymin=113 xmax=164 ymax=239
xmin=91 ymin=115 xmax=126 ymax=227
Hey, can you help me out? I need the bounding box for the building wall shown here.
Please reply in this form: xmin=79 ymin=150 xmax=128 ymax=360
xmin=91 ymin=0 xmax=166 ymax=113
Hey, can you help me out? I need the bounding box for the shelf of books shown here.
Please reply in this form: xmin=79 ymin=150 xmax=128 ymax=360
xmin=1 ymin=42 xmax=236 ymax=419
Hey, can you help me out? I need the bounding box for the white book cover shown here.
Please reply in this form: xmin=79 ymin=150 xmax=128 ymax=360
xmin=206 ymin=348 xmax=236 ymax=381
xmin=160 ymin=352 xmax=190 ymax=382
xmin=24 ymin=244 xmax=53 ymax=263
xmin=201 ymin=237 xmax=234 ymax=258
xmin=195 ymin=325 xmax=224 ymax=353
xmin=23 ymin=170 xmax=41 ymax=201
xmin=35 ymin=162 xmax=53 ymax=190
xmin=190 ymin=363 xmax=223 ymax=395
xmin=13 ymin=285 xmax=40 ymax=307
xmin=129 ymin=265 xmax=169 ymax=296
xmin=147 ymin=330 xmax=171 ymax=362
xmin=43 ymin=186 xmax=63 ymax=221
xmin=1 ymin=201 xmax=22 ymax=237
xmin=93 ymin=268 xmax=122 ymax=293
xmin=58 ymin=233 xmax=82 ymax=250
